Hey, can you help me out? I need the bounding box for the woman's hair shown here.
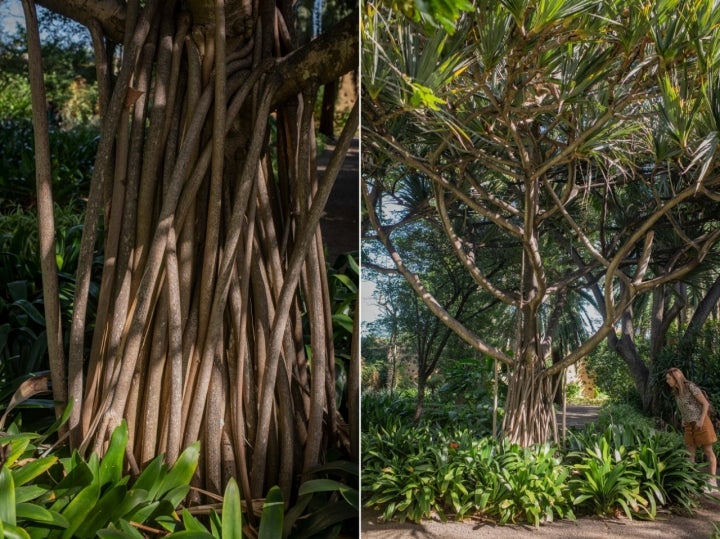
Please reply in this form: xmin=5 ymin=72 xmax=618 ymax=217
xmin=667 ymin=367 xmax=690 ymax=396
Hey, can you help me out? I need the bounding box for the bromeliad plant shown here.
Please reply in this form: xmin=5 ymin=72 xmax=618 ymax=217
xmin=1 ymin=404 xmax=356 ymax=538
xmin=364 ymin=420 xmax=711 ymax=526
xmin=0 ymin=378 xmax=356 ymax=535
xmin=0 ymin=413 xmax=201 ymax=538
xmin=567 ymin=436 xmax=650 ymax=519
xmin=566 ymin=423 xmax=706 ymax=519
xmin=362 ymin=425 xmax=575 ymax=526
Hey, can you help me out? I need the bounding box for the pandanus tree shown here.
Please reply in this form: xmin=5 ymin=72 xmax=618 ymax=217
xmin=362 ymin=0 xmax=720 ymax=445
xmin=22 ymin=0 xmax=358 ymax=507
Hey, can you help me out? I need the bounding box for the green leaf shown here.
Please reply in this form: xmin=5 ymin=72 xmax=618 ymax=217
xmin=155 ymin=442 xmax=200 ymax=501
xmin=99 ymin=421 xmax=128 ymax=488
xmin=6 ymin=281 xmax=28 ymax=302
xmin=180 ymin=509 xmax=209 ymax=533
xmin=96 ymin=531 xmax=136 ymax=539
xmin=1 ymin=522 xmax=31 ymax=539
xmin=38 ymin=399 xmax=74 ymax=442
xmin=15 ymin=503 xmax=68 ymax=529
xmin=74 ymin=484 xmax=128 ymax=539
xmin=298 ymin=479 xmax=359 ymax=510
xmin=15 ymin=485 xmax=48 ymax=503
xmin=53 ymin=481 xmax=100 ymax=539
xmin=13 ymin=299 xmax=45 ymax=325
xmin=258 ymin=486 xmax=284 ymax=539
xmin=133 ymin=454 xmax=164 ymax=495
xmin=154 ymin=515 xmax=180 ymax=533
xmin=51 ymin=456 xmax=94 ymax=499
xmin=208 ymin=510 xmax=222 ymax=539
xmin=12 ymin=455 xmax=58 ymax=487
xmin=331 ymin=274 xmax=358 ymax=294
xmin=123 ymin=501 xmax=161 ymax=524
xmin=221 ymin=478 xmax=242 ymax=539
xmin=164 ymin=485 xmax=191 ymax=509
xmin=114 ymin=489 xmax=150 ymax=520
xmin=3 ymin=436 xmax=32 ymax=468
xmin=332 ymin=313 xmax=354 ymax=334
xmin=98 ymin=519 xmax=146 ymax=539
xmin=0 ymin=464 xmax=17 ymax=525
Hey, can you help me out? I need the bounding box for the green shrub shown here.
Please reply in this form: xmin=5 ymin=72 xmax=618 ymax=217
xmin=362 ymin=422 xmax=442 ymax=522
xmin=0 ymin=414 xmax=200 ymax=537
xmin=484 ymin=441 xmax=574 ymax=526
xmin=566 ymin=423 xmax=705 ymax=518
xmin=362 ymin=426 xmax=574 ymax=526
xmin=596 ymin=402 xmax=656 ymax=432
xmin=0 ymin=206 xmax=102 ymax=425
xmin=361 ymin=390 xmax=416 ymax=431
xmin=585 ymin=342 xmax=642 ymax=405
xmin=1 ymin=408 xmax=341 ymax=538
xmin=362 ymin=357 xmax=500 ymax=436
xmin=568 ymin=435 xmax=650 ymax=519
xmin=0 ymin=75 xmax=32 ymax=119
xmin=364 ymin=415 xmax=709 ymax=527
xmin=566 ymin=382 xmax=582 ymax=401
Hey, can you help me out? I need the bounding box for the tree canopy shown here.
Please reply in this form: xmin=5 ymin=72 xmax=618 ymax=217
xmin=362 ymin=0 xmax=720 ymax=444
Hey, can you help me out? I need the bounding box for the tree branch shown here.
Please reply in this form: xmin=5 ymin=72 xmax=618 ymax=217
xmin=36 ymin=0 xmax=127 ymax=43
xmin=271 ymin=12 xmax=358 ymax=107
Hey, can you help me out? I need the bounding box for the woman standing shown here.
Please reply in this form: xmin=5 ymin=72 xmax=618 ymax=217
xmin=666 ymin=367 xmax=717 ymax=490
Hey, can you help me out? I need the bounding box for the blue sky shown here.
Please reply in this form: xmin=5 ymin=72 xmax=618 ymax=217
xmin=1 ymin=1 xmax=23 ymax=35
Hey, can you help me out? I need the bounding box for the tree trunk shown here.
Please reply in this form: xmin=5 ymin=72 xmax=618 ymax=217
xmin=502 ymin=356 xmax=560 ymax=446
xmin=22 ymin=0 xmax=67 ymax=420
xmin=35 ymin=0 xmax=358 ymax=504
xmin=413 ymin=371 xmax=426 ymax=423
xmin=681 ymin=274 xmax=720 ymax=348
xmin=607 ymin=310 xmax=652 ymax=410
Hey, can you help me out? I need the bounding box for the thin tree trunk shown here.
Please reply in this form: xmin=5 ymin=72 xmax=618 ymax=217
xmin=22 ymin=0 xmax=67 ymax=418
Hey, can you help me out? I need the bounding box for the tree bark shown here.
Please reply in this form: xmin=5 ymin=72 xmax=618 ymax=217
xmin=31 ymin=0 xmax=359 ymax=506
xmin=22 ymin=0 xmax=67 ymax=418
xmin=682 ymin=274 xmax=720 ymax=348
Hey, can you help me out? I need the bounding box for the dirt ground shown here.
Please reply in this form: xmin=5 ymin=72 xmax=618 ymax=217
xmin=362 ymin=497 xmax=720 ymax=538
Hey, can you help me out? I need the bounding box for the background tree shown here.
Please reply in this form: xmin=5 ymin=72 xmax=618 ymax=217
xmin=363 ymin=0 xmax=720 ymax=445
xmin=18 ymin=0 xmax=358 ymax=518
xmin=363 ymin=174 xmax=504 ymax=419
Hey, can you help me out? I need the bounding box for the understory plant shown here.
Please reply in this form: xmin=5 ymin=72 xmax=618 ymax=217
xmin=363 ymin=421 xmax=708 ymax=526
xmin=0 ymin=412 xmax=202 ymax=538
xmin=567 ymin=423 xmax=705 ymax=516
xmin=0 ymin=404 xmax=357 ymax=538
xmin=362 ymin=424 xmax=574 ymax=525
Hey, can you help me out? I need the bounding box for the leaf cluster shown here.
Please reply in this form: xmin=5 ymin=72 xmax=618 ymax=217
xmin=363 ymin=417 xmax=709 ymax=526
xmin=0 ymin=415 xmax=200 ymax=538
xmin=0 ymin=411 xmax=358 ymax=538
xmin=362 ymin=424 xmax=575 ymax=525
xmin=0 ymin=206 xmax=103 ymax=423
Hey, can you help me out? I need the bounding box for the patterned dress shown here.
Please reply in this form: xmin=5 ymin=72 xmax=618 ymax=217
xmin=675 ymin=381 xmax=704 ymax=424
xmin=675 ymin=381 xmax=717 ymax=447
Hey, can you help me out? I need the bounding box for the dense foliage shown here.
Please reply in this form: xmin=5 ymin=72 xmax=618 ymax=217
xmin=362 ymin=354 xmax=503 ymax=435
xmin=0 ymin=120 xmax=97 ymax=210
xmin=0 ymin=412 xmax=357 ymax=537
xmin=362 ymin=404 xmax=710 ymax=526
